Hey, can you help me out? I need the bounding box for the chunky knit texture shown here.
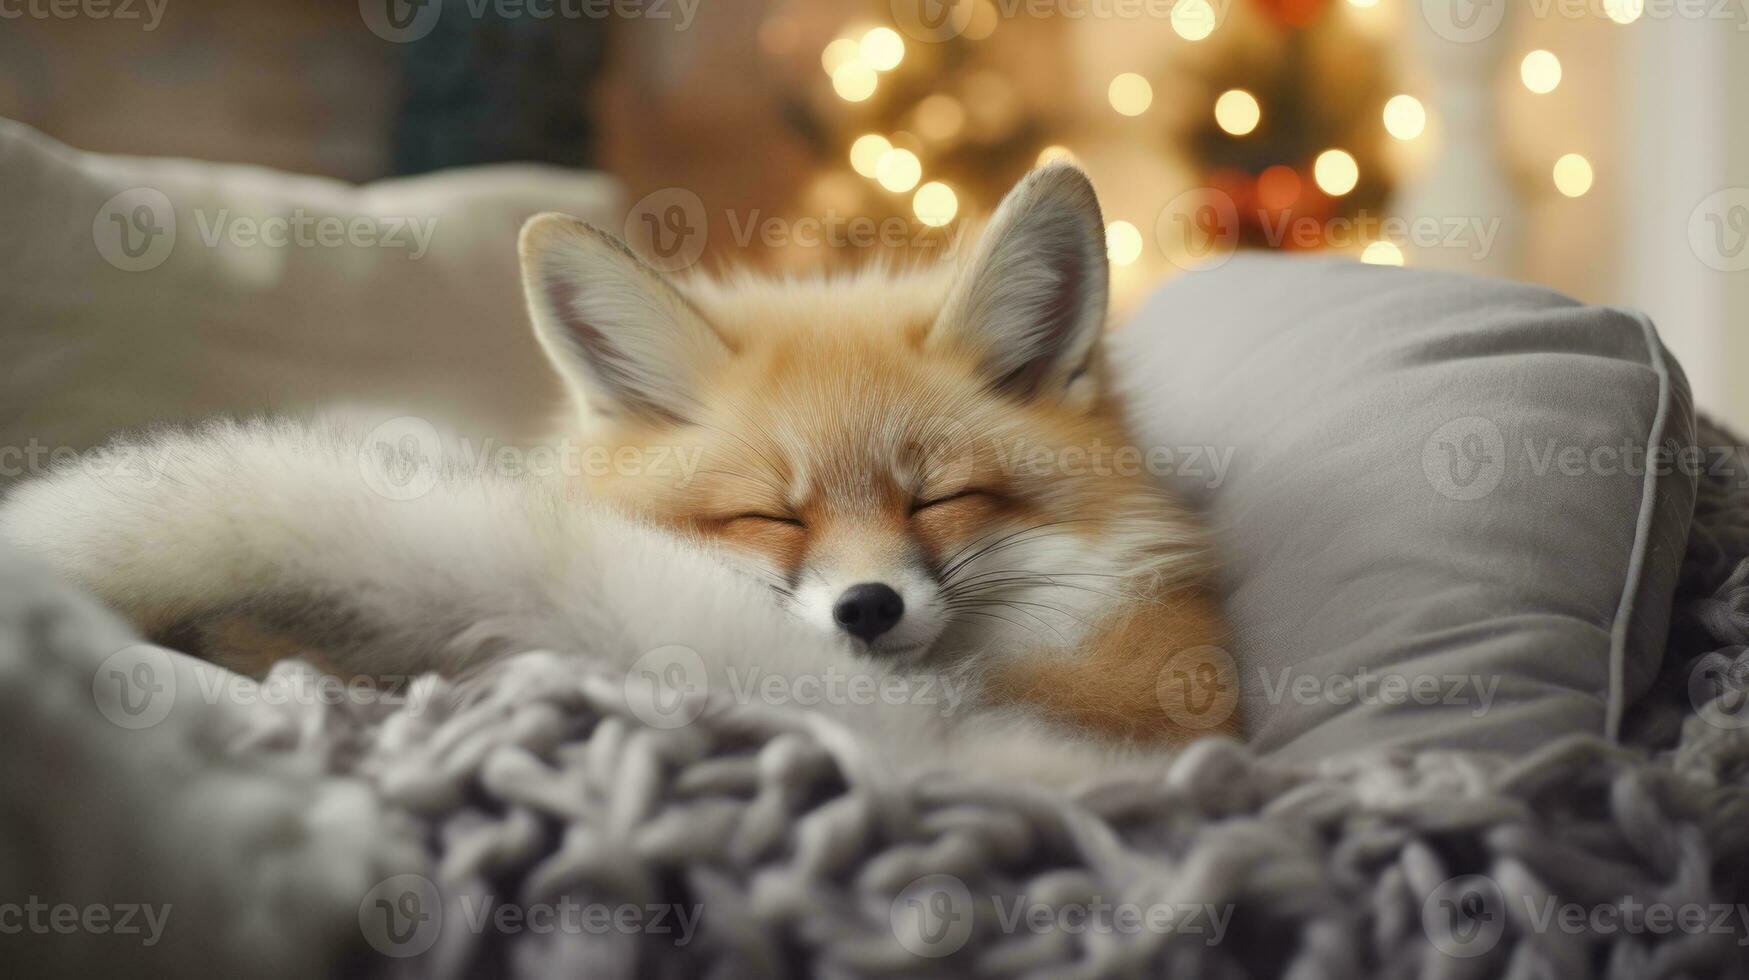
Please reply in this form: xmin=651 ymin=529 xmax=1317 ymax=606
xmin=4 ymin=422 xmax=1749 ymax=979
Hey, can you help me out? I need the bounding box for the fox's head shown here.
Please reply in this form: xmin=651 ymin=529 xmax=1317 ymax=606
xmin=518 ymin=166 xmax=1204 ymax=664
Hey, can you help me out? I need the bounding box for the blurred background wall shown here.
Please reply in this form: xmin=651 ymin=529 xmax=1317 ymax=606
xmin=1 ymin=0 xmax=1745 ymax=427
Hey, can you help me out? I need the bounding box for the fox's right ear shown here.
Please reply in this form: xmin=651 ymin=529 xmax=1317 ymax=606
xmin=519 ymin=214 xmax=729 ymax=425
xmin=928 ymin=165 xmax=1108 ymax=404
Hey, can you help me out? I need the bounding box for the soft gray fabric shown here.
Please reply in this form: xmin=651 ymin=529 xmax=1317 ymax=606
xmin=0 ymin=119 xmax=621 ymax=462
xmin=3 ymin=420 xmax=1747 ymax=979
xmin=1112 ymin=255 xmax=1699 ymax=762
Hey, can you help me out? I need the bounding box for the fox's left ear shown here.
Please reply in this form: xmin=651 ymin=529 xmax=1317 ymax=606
xmin=928 ymin=164 xmax=1109 ymax=402
xmin=518 ymin=213 xmax=730 ymax=426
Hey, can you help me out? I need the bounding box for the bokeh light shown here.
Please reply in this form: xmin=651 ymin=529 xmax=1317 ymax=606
xmin=849 ymin=134 xmax=892 ymax=178
xmin=1108 ymin=73 xmax=1154 ymax=116
xmin=860 ymin=27 xmax=905 ymax=71
xmin=1604 ymin=0 xmax=1644 ymax=23
xmin=821 ymin=38 xmax=860 ymax=74
xmin=1383 ymin=95 xmax=1426 ymax=140
xmin=1521 ymin=50 xmax=1562 ymax=94
xmin=1106 ymin=220 xmax=1143 ymax=265
xmin=1214 ymin=90 xmax=1261 ymax=136
xmin=876 ymin=147 xmax=922 ymax=192
xmin=1361 ymin=241 xmax=1404 ymax=266
xmin=831 ymin=61 xmax=877 ymax=102
xmin=1257 ymin=165 xmax=1302 ymax=210
xmin=1037 ymin=145 xmax=1076 ymax=166
xmin=1171 ymin=0 xmax=1217 ymax=40
xmin=1314 ymin=149 xmax=1359 ymax=196
xmin=1553 ymin=154 xmax=1594 ymax=197
xmin=913 ymin=181 xmax=959 ymax=226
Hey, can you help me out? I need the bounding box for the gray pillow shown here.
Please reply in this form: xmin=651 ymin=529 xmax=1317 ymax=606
xmin=1113 ymin=254 xmax=1696 ymax=762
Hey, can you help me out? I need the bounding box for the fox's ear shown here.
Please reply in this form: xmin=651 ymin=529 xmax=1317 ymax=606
xmin=928 ymin=164 xmax=1109 ymax=401
xmin=519 ymin=214 xmax=729 ymax=425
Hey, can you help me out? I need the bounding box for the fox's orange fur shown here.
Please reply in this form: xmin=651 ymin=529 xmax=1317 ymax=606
xmin=523 ymin=164 xmax=1240 ymax=743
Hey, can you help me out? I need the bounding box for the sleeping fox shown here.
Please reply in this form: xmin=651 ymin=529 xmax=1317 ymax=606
xmin=0 ymin=164 xmax=1238 ymax=748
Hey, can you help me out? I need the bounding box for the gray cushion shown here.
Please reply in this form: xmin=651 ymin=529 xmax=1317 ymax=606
xmin=1113 ymin=254 xmax=1696 ymax=762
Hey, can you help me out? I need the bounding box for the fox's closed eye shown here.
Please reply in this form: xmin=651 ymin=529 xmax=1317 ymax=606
xmin=910 ymin=489 xmax=996 ymax=515
xmin=730 ymin=513 xmax=806 ymax=528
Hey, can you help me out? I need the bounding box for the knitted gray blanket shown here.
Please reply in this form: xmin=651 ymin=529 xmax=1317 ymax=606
xmin=4 ymin=423 xmax=1748 ymax=980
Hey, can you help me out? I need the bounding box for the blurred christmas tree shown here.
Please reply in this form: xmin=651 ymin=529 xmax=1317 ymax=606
xmin=758 ymin=0 xmax=1073 ymax=263
xmin=769 ymin=0 xmax=1397 ymax=279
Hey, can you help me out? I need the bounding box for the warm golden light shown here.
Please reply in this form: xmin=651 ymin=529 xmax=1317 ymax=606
xmin=1171 ymin=0 xmax=1217 ymax=40
xmin=1314 ymin=149 xmax=1360 ymax=196
xmin=849 ymin=134 xmax=892 ymax=178
xmin=821 ymin=38 xmax=860 ymax=74
xmin=914 ymin=95 xmax=966 ymax=142
xmin=913 ymin=182 xmax=959 ymax=226
xmin=1108 ymin=73 xmax=1153 ymax=116
xmin=1214 ymin=89 xmax=1261 ymax=136
xmin=964 ymin=0 xmax=1000 ymax=39
xmin=1383 ymin=95 xmax=1426 ymax=141
xmin=860 ymin=27 xmax=905 ymax=71
xmin=1361 ymin=241 xmax=1404 ymax=266
xmin=832 ymin=61 xmax=878 ymax=102
xmin=1604 ymin=0 xmax=1643 ymax=23
xmin=1347 ymin=0 xmax=1379 ymax=6
xmin=1521 ymin=50 xmax=1562 ymax=94
xmin=876 ymin=148 xmax=922 ymax=192
xmin=1106 ymin=221 xmax=1143 ymax=266
xmin=1036 ymin=145 xmax=1076 ymax=166
xmin=1553 ymin=154 xmax=1594 ymax=197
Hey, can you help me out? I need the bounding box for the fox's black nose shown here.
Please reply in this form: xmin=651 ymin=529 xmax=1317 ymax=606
xmin=833 ymin=583 xmax=905 ymax=642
